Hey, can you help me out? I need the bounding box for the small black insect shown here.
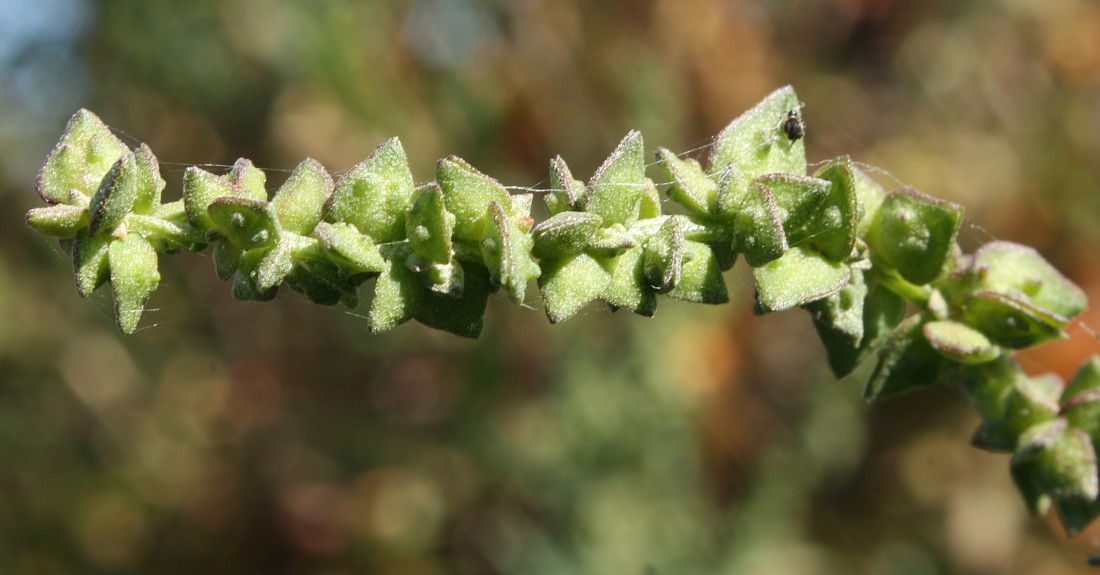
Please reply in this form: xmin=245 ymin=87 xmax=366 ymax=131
xmin=782 ymin=109 xmax=805 ymax=142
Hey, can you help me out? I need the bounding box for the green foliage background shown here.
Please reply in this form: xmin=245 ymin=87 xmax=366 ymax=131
xmin=3 ymin=0 xmax=1100 ymax=573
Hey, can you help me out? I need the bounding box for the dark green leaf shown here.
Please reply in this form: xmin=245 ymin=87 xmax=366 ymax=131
xmin=1063 ymin=389 xmax=1100 ymax=442
xmin=1055 ymin=496 xmax=1100 ymax=538
xmin=960 ymin=345 xmax=1035 ymax=423
xmin=865 ymin=314 xmax=945 ymax=401
xmin=813 ymin=273 xmax=906 ymax=378
xmin=370 ymin=244 xmax=488 ymax=337
xmin=1011 ymin=420 xmax=1098 ymax=507
xmin=286 ymin=261 xmax=360 ymax=307
xmin=710 ymin=239 xmax=738 ymax=272
xmin=285 ymin=265 xmax=344 ymax=306
xmin=809 ymin=267 xmax=867 ymax=345
xmin=963 ymin=359 xmax=1061 ymax=452
xmin=232 ymin=249 xmax=279 ymax=302
xmin=213 ymin=241 xmax=242 ymax=281
xmin=415 ymin=263 xmax=491 ymax=338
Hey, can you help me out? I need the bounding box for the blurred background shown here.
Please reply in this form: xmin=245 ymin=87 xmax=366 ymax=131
xmin=2 ymin=0 xmax=1100 ymax=573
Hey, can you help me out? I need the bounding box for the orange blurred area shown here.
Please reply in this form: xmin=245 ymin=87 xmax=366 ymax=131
xmin=2 ymin=0 xmax=1100 ymax=573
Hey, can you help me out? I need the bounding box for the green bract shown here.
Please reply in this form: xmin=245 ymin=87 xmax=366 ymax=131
xmin=540 ymin=253 xmax=613 ymax=324
xmin=483 ymin=201 xmax=540 ymax=304
xmin=312 ymin=222 xmax=385 ymax=275
xmin=36 ymin=109 xmax=130 ymax=205
xmin=923 ymin=320 xmax=1000 ymax=364
xmin=810 ymin=156 xmax=861 ymax=261
xmin=865 ymin=314 xmax=946 ymax=401
xmin=328 ymin=138 xmax=414 ymax=242
xmin=26 ymin=203 xmax=87 ymax=238
xmin=754 ymin=246 xmax=850 ymax=313
xmin=812 ymin=273 xmax=906 ymax=379
xmin=531 ymin=212 xmax=603 ymax=260
xmin=869 ymin=189 xmax=963 ymax=285
xmin=938 ymin=241 xmax=1087 ymax=349
xmin=207 ymin=197 xmax=279 ymax=250
xmin=406 ymin=184 xmax=456 ymax=266
xmin=584 ymin=131 xmax=649 ymax=226
xmin=87 ymin=151 xmax=139 ymax=235
xmin=270 ymin=158 xmax=333 ymax=236
xmin=710 ymin=85 xmax=805 ymax=188
xmin=658 ymin=147 xmax=716 ymax=215
xmin=26 ymin=89 xmax=1100 ymax=547
xmin=436 ymin=156 xmax=513 ymax=242
xmin=108 ymin=233 xmax=160 ymax=334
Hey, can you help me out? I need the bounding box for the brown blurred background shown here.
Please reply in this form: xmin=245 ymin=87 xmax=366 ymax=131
xmin=2 ymin=0 xmax=1100 ymax=573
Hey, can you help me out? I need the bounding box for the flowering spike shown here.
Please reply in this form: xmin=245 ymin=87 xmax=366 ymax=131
xmin=25 ymin=88 xmax=1100 ymax=548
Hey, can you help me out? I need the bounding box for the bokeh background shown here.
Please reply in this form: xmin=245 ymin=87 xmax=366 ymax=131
xmin=2 ymin=0 xmax=1100 ymax=573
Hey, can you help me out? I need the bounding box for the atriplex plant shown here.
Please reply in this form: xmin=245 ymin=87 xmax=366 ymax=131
xmin=26 ymin=86 xmax=1100 ymax=541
